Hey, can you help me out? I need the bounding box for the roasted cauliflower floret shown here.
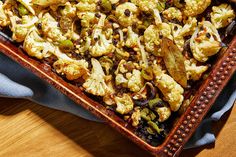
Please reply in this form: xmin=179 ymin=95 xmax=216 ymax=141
xmin=153 ymin=64 xmax=184 ymax=112
xmin=41 ymin=13 xmax=66 ymax=42
xmin=0 ymin=1 xmax=9 ymax=27
xmin=170 ymin=23 xmax=184 ymax=51
xmin=131 ymin=107 xmax=141 ymax=127
xmin=183 ymin=0 xmax=211 ymax=17
xmin=158 ymin=23 xmax=173 ymax=40
xmin=115 ymin=73 xmax=128 ymax=87
xmin=190 ymin=21 xmax=222 ymax=62
xmin=125 ymin=26 xmax=139 ymax=48
xmin=90 ymin=33 xmax=114 ymax=57
xmin=10 ymin=15 xmax=38 ymax=42
xmin=76 ymin=0 xmax=97 ymax=12
xmin=162 ymin=7 xmax=183 ymax=22
xmin=179 ymin=17 xmax=198 ymax=37
xmin=130 ymin=0 xmax=163 ymax=24
xmin=23 ymin=29 xmax=55 ymax=59
xmin=115 ymin=2 xmax=139 ymax=27
xmin=60 ymin=2 xmax=77 ymax=18
xmin=184 ymin=59 xmax=208 ymax=81
xmin=155 ymin=106 xmax=171 ymax=122
xmin=127 ymin=69 xmax=144 ymax=92
xmin=53 ymin=59 xmax=89 ymax=80
xmin=144 ymin=25 xmax=161 ymax=55
xmin=211 ymin=3 xmax=235 ymax=29
xmin=78 ymin=12 xmax=96 ymax=28
xmin=131 ymin=0 xmax=165 ymax=12
xmin=83 ymin=58 xmax=110 ymax=96
xmin=32 ymin=0 xmax=67 ymax=6
xmin=115 ymin=94 xmax=134 ymax=114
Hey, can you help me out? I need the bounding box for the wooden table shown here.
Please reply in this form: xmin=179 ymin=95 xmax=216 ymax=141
xmin=0 ymin=98 xmax=235 ymax=157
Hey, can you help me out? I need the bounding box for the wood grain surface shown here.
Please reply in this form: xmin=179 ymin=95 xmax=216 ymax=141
xmin=0 ymin=98 xmax=235 ymax=157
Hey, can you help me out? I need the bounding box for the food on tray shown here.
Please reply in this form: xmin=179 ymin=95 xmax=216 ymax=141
xmin=0 ymin=0 xmax=235 ymax=146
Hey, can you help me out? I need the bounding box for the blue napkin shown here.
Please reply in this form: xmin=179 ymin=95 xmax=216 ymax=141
xmin=0 ymin=53 xmax=235 ymax=149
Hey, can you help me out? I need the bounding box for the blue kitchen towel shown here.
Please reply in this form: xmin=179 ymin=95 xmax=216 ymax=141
xmin=0 ymin=53 xmax=235 ymax=149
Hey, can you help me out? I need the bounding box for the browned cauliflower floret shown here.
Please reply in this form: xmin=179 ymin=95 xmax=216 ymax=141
xmin=183 ymin=0 xmax=211 ymax=16
xmin=211 ymin=3 xmax=235 ymax=29
xmin=23 ymin=29 xmax=55 ymax=59
xmin=184 ymin=59 xmax=208 ymax=81
xmin=158 ymin=23 xmax=173 ymax=39
xmin=41 ymin=13 xmax=66 ymax=42
xmin=125 ymin=26 xmax=139 ymax=48
xmin=77 ymin=12 xmax=96 ymax=28
xmin=190 ymin=21 xmax=222 ymax=62
xmin=0 ymin=1 xmax=9 ymax=27
xmin=131 ymin=107 xmax=141 ymax=127
xmin=143 ymin=25 xmax=161 ymax=55
xmin=179 ymin=17 xmax=198 ymax=37
xmin=115 ymin=60 xmax=142 ymax=91
xmin=131 ymin=0 xmax=165 ymax=12
xmin=83 ymin=58 xmax=110 ymax=96
xmin=10 ymin=15 xmax=38 ymax=42
xmin=130 ymin=0 xmax=163 ymax=25
xmin=53 ymin=58 xmax=89 ymax=81
xmin=90 ymin=33 xmax=114 ymax=57
xmin=153 ymin=64 xmax=184 ymax=111
xmin=127 ymin=69 xmax=144 ymax=92
xmin=60 ymin=2 xmax=77 ymax=18
xmin=169 ymin=23 xmax=184 ymax=51
xmin=162 ymin=7 xmax=183 ymax=22
xmin=76 ymin=0 xmax=97 ymax=12
xmin=115 ymin=93 xmax=134 ymax=114
xmin=115 ymin=2 xmax=139 ymax=27
xmin=32 ymin=0 xmax=67 ymax=6
xmin=155 ymin=106 xmax=171 ymax=122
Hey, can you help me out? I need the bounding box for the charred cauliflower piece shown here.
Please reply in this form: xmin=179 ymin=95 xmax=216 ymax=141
xmin=10 ymin=15 xmax=38 ymax=42
xmin=83 ymin=58 xmax=110 ymax=96
xmin=153 ymin=64 xmax=184 ymax=112
xmin=211 ymin=3 xmax=235 ymax=29
xmin=162 ymin=7 xmax=183 ymax=22
xmin=184 ymin=59 xmax=208 ymax=81
xmin=115 ymin=2 xmax=139 ymax=27
xmin=115 ymin=94 xmax=134 ymax=115
xmin=183 ymin=0 xmax=211 ymax=17
xmin=190 ymin=21 xmax=222 ymax=62
xmin=0 ymin=1 xmax=9 ymax=27
xmin=41 ymin=13 xmax=66 ymax=42
xmin=53 ymin=58 xmax=89 ymax=81
xmin=23 ymin=29 xmax=54 ymax=59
